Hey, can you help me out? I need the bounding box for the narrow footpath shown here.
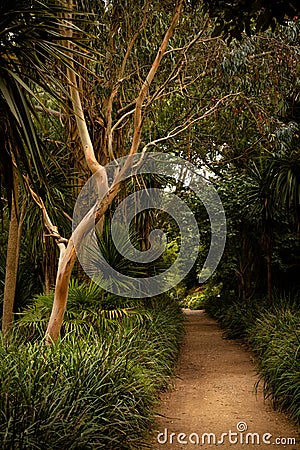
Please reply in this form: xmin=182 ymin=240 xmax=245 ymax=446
xmin=150 ymin=310 xmax=299 ymax=449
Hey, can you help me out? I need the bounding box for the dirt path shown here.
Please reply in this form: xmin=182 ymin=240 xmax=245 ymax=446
xmin=150 ymin=310 xmax=299 ymax=449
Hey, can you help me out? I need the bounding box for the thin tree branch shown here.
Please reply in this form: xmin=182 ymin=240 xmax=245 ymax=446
xmin=141 ymin=92 xmax=242 ymax=152
xmin=113 ymin=0 xmax=184 ymax=187
xmin=25 ymin=179 xmax=68 ymax=272
xmin=111 ymin=108 xmax=135 ymax=133
xmin=129 ymin=0 xmax=184 ymax=157
xmin=34 ymin=105 xmax=65 ymax=118
xmin=63 ymin=1 xmax=107 ymax=183
xmin=105 ymin=5 xmax=150 ymax=161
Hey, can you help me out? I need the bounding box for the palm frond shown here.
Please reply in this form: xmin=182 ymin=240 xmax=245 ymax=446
xmin=0 ymin=0 xmax=99 ymax=209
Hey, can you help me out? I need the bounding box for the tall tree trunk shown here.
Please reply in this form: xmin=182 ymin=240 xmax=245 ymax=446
xmin=1 ymin=176 xmax=23 ymax=336
xmin=45 ymin=0 xmax=184 ymax=344
xmin=264 ymin=229 xmax=273 ymax=304
xmin=44 ymin=239 xmax=58 ymax=294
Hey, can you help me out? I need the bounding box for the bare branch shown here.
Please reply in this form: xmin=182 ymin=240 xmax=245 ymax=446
xmin=129 ymin=0 xmax=184 ymax=157
xmin=104 ymin=5 xmax=150 ymax=161
xmin=141 ymin=92 xmax=242 ymax=152
xmin=25 ymin=178 xmax=68 ymax=248
xmin=63 ymin=2 xmax=107 ymax=183
xmin=34 ymin=105 xmax=65 ymax=118
xmin=111 ymin=108 xmax=135 ymax=133
xmin=119 ymin=4 xmax=150 ymax=81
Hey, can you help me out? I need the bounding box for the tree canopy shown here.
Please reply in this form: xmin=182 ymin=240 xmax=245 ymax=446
xmin=201 ymin=0 xmax=300 ymax=39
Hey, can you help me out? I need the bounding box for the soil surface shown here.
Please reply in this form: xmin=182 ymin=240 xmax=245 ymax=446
xmin=150 ymin=310 xmax=299 ymax=449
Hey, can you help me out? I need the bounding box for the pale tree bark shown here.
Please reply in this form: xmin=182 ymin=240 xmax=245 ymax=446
xmin=44 ymin=238 xmax=58 ymax=294
xmin=2 ymin=172 xmax=24 ymax=336
xmin=130 ymin=1 xmax=184 ymax=158
xmin=44 ymin=0 xmax=184 ymax=344
xmin=44 ymin=1 xmax=108 ymax=344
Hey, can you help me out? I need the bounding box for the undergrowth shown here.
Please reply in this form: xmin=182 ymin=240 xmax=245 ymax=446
xmin=248 ymin=309 xmax=300 ymax=425
xmin=0 ymin=287 xmax=184 ymax=449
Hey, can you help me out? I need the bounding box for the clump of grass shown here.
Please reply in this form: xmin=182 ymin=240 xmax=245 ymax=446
xmin=247 ymin=308 xmax=300 ymax=425
xmin=0 ymin=294 xmax=184 ymax=449
xmin=0 ymin=330 xmax=150 ymax=449
xmin=203 ymin=292 xmax=263 ymax=339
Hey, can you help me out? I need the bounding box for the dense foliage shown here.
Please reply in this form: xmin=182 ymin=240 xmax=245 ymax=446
xmin=201 ymin=0 xmax=300 ymax=40
xmin=0 ymin=288 xmax=184 ymax=449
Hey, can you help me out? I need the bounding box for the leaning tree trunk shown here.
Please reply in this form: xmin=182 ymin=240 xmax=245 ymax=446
xmin=44 ymin=177 xmax=122 ymax=345
xmin=44 ymin=0 xmax=184 ymax=344
xmin=45 ymin=239 xmax=77 ymax=343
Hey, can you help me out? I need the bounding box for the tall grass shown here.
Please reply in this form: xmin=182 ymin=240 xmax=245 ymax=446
xmin=0 ymin=292 xmax=184 ymax=449
xmin=248 ymin=309 xmax=300 ymax=425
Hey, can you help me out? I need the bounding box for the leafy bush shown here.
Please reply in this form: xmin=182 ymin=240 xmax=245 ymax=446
xmin=204 ymin=290 xmax=299 ymax=339
xmin=186 ymin=292 xmax=205 ymax=310
xmin=182 ymin=283 xmax=222 ymax=310
xmin=16 ymin=279 xmax=152 ymax=338
xmin=0 ymin=294 xmax=184 ymax=449
xmin=181 ymin=291 xmax=204 ymax=310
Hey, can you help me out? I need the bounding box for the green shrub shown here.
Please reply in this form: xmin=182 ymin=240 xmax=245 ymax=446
xmin=182 ymin=283 xmax=222 ymax=310
xmin=0 ymin=293 xmax=184 ymax=449
xmin=170 ymin=282 xmax=188 ymax=303
xmin=185 ymin=292 xmax=205 ymax=310
xmin=204 ymin=290 xmax=299 ymax=340
xmin=16 ymin=279 xmax=152 ymax=339
xmin=215 ymin=298 xmax=268 ymax=339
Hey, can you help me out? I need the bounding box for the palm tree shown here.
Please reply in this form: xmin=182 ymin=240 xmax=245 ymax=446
xmin=271 ymin=126 xmax=300 ymax=233
xmin=244 ymin=161 xmax=277 ymax=303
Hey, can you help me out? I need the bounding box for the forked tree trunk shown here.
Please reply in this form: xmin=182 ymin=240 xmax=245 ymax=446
xmin=45 ymin=181 xmax=119 ymax=344
xmin=45 ymin=0 xmax=184 ymax=344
